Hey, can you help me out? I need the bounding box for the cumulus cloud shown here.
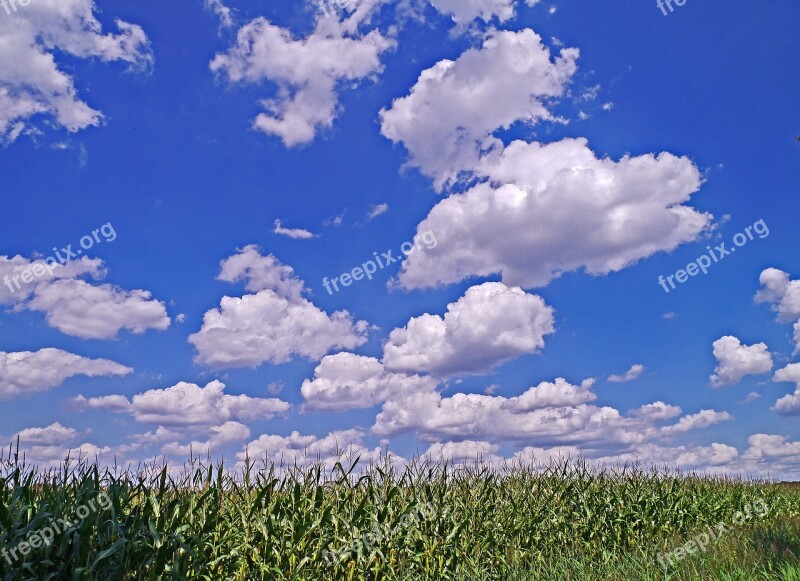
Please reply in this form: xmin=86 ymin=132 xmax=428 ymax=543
xmin=396 ymin=138 xmax=711 ymax=289
xmin=210 ymin=11 xmax=394 ymax=146
xmin=428 ymin=0 xmax=516 ymax=25
xmin=740 ymin=434 xmax=800 ymax=478
xmin=0 ymin=348 xmax=132 ymax=399
xmin=12 ymin=422 xmax=77 ymax=446
xmin=755 ymin=268 xmax=800 ymax=321
xmin=423 ymin=440 xmax=501 ymax=463
xmin=27 ymin=278 xmax=171 ymax=340
xmin=380 ymin=29 xmax=579 ymax=190
xmin=161 ymin=421 xmax=251 ymax=456
xmin=608 ymin=364 xmax=645 ymax=383
xmin=301 ymin=353 xmax=438 ymax=411
xmin=0 ymin=256 xmax=170 ymax=339
xmin=756 ymin=268 xmax=800 ymax=352
xmin=74 ymin=380 xmax=290 ymax=431
xmin=382 ymin=282 xmax=555 ymax=376
xmin=236 ymin=428 xmax=400 ymax=471
xmin=372 ymin=375 xmax=719 ymax=452
xmin=381 ymin=29 xmax=709 ymax=290
xmin=772 ymin=364 xmax=800 ymax=416
xmin=710 ymin=336 xmax=773 ymax=388
xmin=660 ymin=410 xmax=733 ymax=435
xmin=216 ymin=244 xmax=305 ymax=300
xmin=0 ymin=0 xmax=152 ymax=142
xmin=3 ymin=422 xmax=112 ymax=467
xmin=189 ymin=247 xmax=368 ymax=368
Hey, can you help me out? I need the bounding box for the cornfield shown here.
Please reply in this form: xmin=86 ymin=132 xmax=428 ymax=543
xmin=1 ymin=445 xmax=799 ymax=580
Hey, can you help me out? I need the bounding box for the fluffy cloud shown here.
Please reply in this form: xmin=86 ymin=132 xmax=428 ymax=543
xmin=382 ymin=29 xmax=709 ymax=290
xmin=12 ymin=422 xmax=77 ymax=446
xmin=396 ymin=138 xmax=711 ymax=289
xmin=161 ymin=421 xmax=251 ymax=456
xmin=301 ymin=353 xmax=437 ymax=411
xmin=423 ymin=440 xmax=502 ymax=463
xmin=382 ymin=282 xmax=555 ymax=376
xmin=710 ymin=336 xmax=773 ymax=388
xmin=74 ymin=380 xmax=290 ymax=431
xmin=772 ymin=364 xmax=800 ymax=416
xmin=0 ymin=0 xmax=152 ymax=142
xmin=27 ymin=279 xmax=171 ymax=340
xmin=740 ymin=434 xmax=800 ymax=477
xmin=380 ymin=29 xmax=579 ymax=189
xmin=4 ymin=422 xmax=112 ymax=467
xmin=756 ymin=268 xmax=800 ymax=352
xmin=428 ymin=0 xmax=516 ymax=24
xmin=0 ymin=348 xmax=132 ymax=399
xmin=189 ymin=247 xmax=368 ymax=368
xmin=660 ymin=410 xmax=733 ymax=435
xmin=755 ymin=268 xmax=800 ymax=321
xmin=372 ymin=374 xmax=718 ymax=452
xmin=608 ymin=364 xmax=645 ymax=383
xmin=0 ymin=256 xmax=170 ymax=339
xmin=236 ymin=428 xmax=399 ymax=471
xmin=210 ymin=11 xmax=394 ymax=146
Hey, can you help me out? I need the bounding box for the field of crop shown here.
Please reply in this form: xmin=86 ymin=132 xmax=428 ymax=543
xmin=1 ymin=447 xmax=800 ymax=580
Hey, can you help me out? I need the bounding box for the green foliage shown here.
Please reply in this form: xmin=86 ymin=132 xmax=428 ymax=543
xmin=0 ymin=445 xmax=798 ymax=580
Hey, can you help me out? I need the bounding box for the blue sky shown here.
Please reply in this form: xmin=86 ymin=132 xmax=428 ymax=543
xmin=1 ymin=0 xmax=799 ymax=477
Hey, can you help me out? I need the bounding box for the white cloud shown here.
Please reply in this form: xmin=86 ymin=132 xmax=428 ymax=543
xmin=190 ymin=247 xmax=368 ymax=368
xmin=27 ymin=278 xmax=171 ymax=340
xmin=216 ymin=245 xmax=305 ymax=300
xmin=509 ymin=377 xmax=597 ymax=411
xmin=756 ymin=268 xmax=800 ymax=352
xmin=632 ymin=402 xmax=683 ymax=421
xmin=367 ymin=203 xmax=389 ymax=220
xmin=0 ymin=255 xmax=170 ymax=339
xmin=740 ymin=434 xmax=800 ymax=477
xmin=396 ymin=138 xmax=711 ymax=289
xmin=12 ymin=422 xmax=77 ymax=446
xmin=772 ymin=364 xmax=800 ymax=416
xmin=0 ymin=0 xmax=152 ymax=142
xmin=423 ymin=440 xmax=501 ymax=463
xmin=380 ymin=29 xmax=579 ymax=190
xmin=382 ymin=282 xmax=555 ymax=376
xmin=608 ymin=364 xmax=644 ymax=383
xmin=161 ymin=421 xmax=251 ymax=456
xmin=301 ymin=353 xmax=437 ymax=411
xmin=74 ymin=379 xmax=290 ymax=432
xmin=205 ymin=0 xmax=234 ymax=29
xmin=210 ymin=13 xmax=394 ymax=146
xmin=373 ymin=376 xmax=695 ymax=448
xmin=755 ymin=268 xmax=800 ymax=322
xmin=2 ymin=422 xmax=115 ymax=467
xmin=710 ymin=336 xmax=773 ymax=388
xmin=236 ymin=428 xmax=398 ymax=471
xmin=428 ymin=0 xmax=516 ymax=24
xmin=0 ymin=348 xmax=132 ymax=399
xmin=661 ymin=410 xmax=733 ymax=435
xmin=273 ymin=219 xmax=316 ymax=240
